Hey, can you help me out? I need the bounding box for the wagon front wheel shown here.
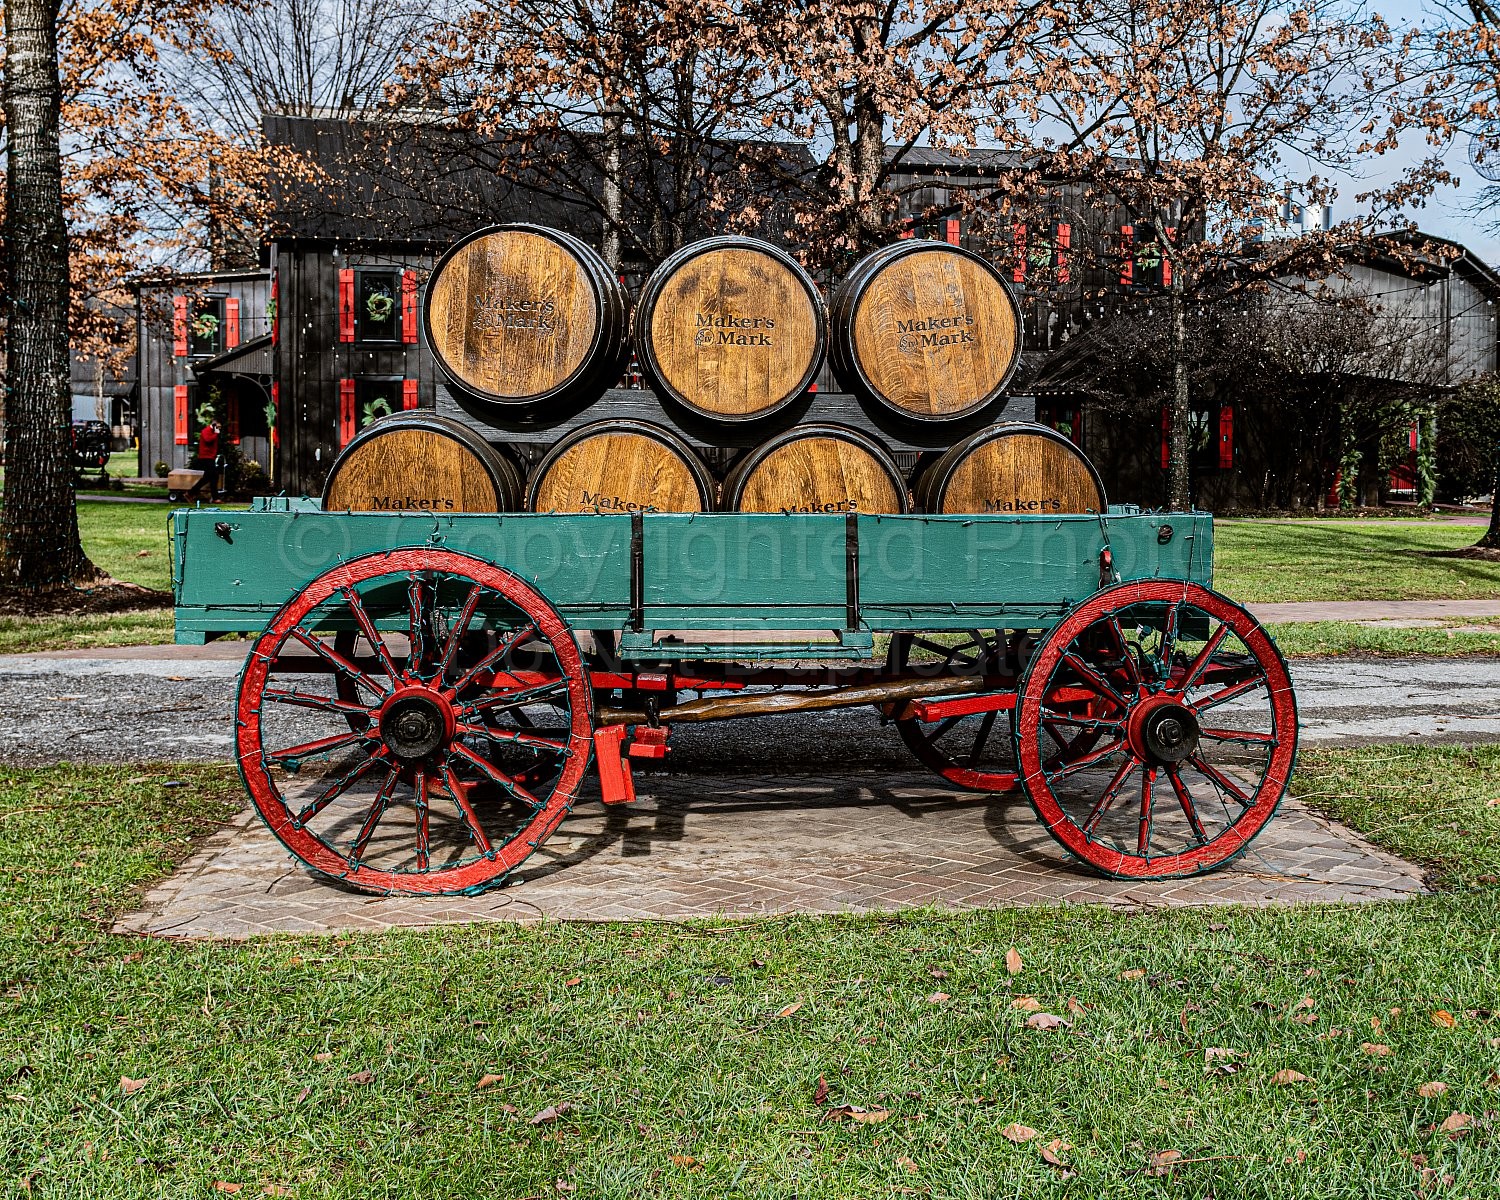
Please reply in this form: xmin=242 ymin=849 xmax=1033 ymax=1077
xmin=237 ymin=549 xmax=594 ymax=895
xmin=1014 ymin=581 xmax=1297 ymax=879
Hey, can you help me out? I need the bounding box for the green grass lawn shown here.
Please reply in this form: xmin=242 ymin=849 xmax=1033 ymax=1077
xmin=1215 ymin=520 xmax=1500 ymax=603
xmin=1266 ymin=620 xmax=1500 ymax=657
xmin=77 ymin=498 xmax=175 ymax=591
xmin=2 ymin=750 xmax=1499 ymax=1197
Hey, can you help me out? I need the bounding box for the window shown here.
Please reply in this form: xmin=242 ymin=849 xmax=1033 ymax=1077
xmin=189 ymin=297 xmax=225 ymax=358
xmin=356 ymin=377 xmax=403 ymax=428
xmin=355 ymin=268 xmax=403 ymax=344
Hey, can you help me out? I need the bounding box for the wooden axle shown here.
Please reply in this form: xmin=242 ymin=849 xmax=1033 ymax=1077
xmin=597 ymin=672 xmax=1006 ymax=727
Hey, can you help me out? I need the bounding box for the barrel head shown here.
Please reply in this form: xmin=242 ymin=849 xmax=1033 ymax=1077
xmin=848 ymin=245 xmax=1021 ymax=419
xmin=530 ymin=426 xmax=711 ymax=513
xmin=426 ymin=228 xmax=600 ymax=402
xmin=729 ymin=430 xmax=907 ymax=515
xmin=324 ymin=426 xmax=511 ymax=513
xmin=926 ymin=427 xmax=1105 ymax=515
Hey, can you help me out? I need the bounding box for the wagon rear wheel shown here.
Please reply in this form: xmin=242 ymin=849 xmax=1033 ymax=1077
xmin=1014 ymin=581 xmax=1297 ymax=879
xmin=237 ymin=549 xmax=594 ymax=895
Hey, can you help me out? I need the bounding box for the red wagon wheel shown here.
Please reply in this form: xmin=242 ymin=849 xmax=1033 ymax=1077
xmin=236 ymin=549 xmax=594 ymax=895
xmin=886 ymin=630 xmax=1104 ymax=793
xmin=1015 ymin=580 xmax=1297 ymax=879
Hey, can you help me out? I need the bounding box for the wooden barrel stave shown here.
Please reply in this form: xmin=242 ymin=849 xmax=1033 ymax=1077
xmin=528 ymin=418 xmax=715 ymax=513
xmin=831 ymin=240 xmax=1023 ymax=422
xmin=723 ymin=424 xmax=908 ymax=514
xmin=323 ymin=412 xmax=522 ymax=513
xmin=425 ymin=224 xmax=630 ymax=411
xmin=915 ymin=423 xmax=1106 ymax=514
xmin=635 ymin=236 xmax=827 ymax=423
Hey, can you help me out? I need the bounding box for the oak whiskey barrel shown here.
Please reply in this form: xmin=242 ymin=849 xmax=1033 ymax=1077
xmin=634 ymin=236 xmax=826 ymax=422
xmin=528 ymin=419 xmax=715 ymax=513
xmin=323 ymin=412 xmax=522 ymax=513
xmin=831 ymin=240 xmax=1023 ymax=422
xmin=722 ymin=424 xmax=909 ymax=514
xmin=424 ymin=224 xmax=631 ymax=411
xmin=915 ymin=423 xmax=1105 ymax=515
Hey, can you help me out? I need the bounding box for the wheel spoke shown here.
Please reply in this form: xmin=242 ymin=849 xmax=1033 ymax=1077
xmin=346 ymin=767 xmax=400 ymax=866
xmin=288 ymin=628 xmax=391 ymax=698
xmin=263 ymin=688 xmax=375 ymax=718
xmin=1166 ymin=766 xmax=1210 ymax=844
xmin=450 ymin=741 xmax=545 ymax=810
xmin=926 ymin=715 xmax=964 ymax=744
xmin=268 ymin=728 xmax=370 ymax=766
xmin=965 ymin=711 xmax=998 ymax=765
xmin=1200 ymin=726 xmax=1277 ymax=747
xmin=414 ymin=770 xmax=431 ymax=870
xmin=1107 ymin=616 xmax=1142 ymax=689
xmin=1137 ymin=767 xmax=1158 ymax=855
xmin=450 ymin=622 xmax=539 ymax=695
xmin=341 ymin=586 xmax=399 ymax=680
xmin=457 ymin=678 xmax=569 ymax=718
xmin=440 ymin=765 xmax=494 ymax=855
xmin=1189 ymin=754 xmax=1254 ymax=808
xmin=456 ymin=723 xmax=567 ymax=753
xmin=1175 ymin=623 xmax=1230 ymax=694
xmin=1062 ymin=652 xmax=1129 ymax=711
xmin=1157 ymin=602 xmax=1181 ymax=677
xmin=1081 ymin=755 xmax=1139 ymax=836
xmin=1044 ymin=736 xmax=1127 ymax=781
xmin=1039 ymin=708 xmax=1123 ymax=735
xmin=1192 ymin=674 xmax=1267 ymax=712
xmin=296 ymin=750 xmax=387 ymax=826
xmin=407 ymin=577 xmax=431 ymax=678
xmin=438 ymin=584 xmax=485 ymax=685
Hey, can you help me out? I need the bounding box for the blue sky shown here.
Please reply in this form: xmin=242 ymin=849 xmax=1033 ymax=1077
xmin=1358 ymin=1 xmax=1500 ymax=260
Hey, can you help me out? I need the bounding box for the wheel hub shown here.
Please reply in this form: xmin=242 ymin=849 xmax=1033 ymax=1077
xmin=1129 ymin=698 xmax=1200 ymax=765
xmin=377 ymin=686 xmax=455 ymax=761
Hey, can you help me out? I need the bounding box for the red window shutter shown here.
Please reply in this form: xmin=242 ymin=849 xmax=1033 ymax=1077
xmin=270 ymin=272 xmax=279 ymax=347
xmin=225 ymin=297 xmax=241 ymax=349
xmin=402 ymin=379 xmax=419 ymax=410
xmin=944 ymin=218 xmax=960 ymax=246
xmin=174 ymin=385 xmax=190 ymax=445
xmin=1055 ymin=222 xmax=1072 ymax=284
xmin=225 ymin=394 xmax=241 ymax=445
xmin=402 ymin=270 xmax=419 ymax=343
xmin=1120 ymin=226 xmax=1135 ymax=287
xmin=1162 ymin=227 xmax=1176 ymax=288
xmin=1218 ymin=404 xmax=1234 ymax=470
xmin=338 ymin=269 xmax=355 ymax=342
xmin=1012 ymin=222 xmax=1027 ymax=284
xmin=1160 ymin=405 xmax=1171 ymax=470
xmin=172 ymin=296 xmax=189 ymax=357
xmin=339 ymin=379 xmax=357 ymax=445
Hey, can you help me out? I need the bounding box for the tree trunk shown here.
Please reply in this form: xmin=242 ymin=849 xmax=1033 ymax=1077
xmin=1480 ymin=436 xmax=1500 ymax=550
xmin=601 ymin=104 xmax=623 ymax=272
xmin=1166 ymin=281 xmax=1191 ymax=510
xmin=1 ymin=0 xmax=97 ymax=590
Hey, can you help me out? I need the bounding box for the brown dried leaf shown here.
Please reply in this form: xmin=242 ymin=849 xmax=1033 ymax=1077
xmin=1431 ymin=1010 xmax=1457 ymax=1029
xmin=1271 ymin=1069 xmax=1311 ymax=1085
xmin=1295 ymin=996 xmax=1315 ymax=1010
xmin=1438 ymin=1111 xmax=1473 ymax=1134
xmin=1361 ymin=1042 xmax=1392 ymax=1056
xmin=1041 ymin=1137 xmax=1072 ymax=1166
xmin=1024 ymin=1012 xmax=1069 ymax=1031
xmin=1417 ymin=1081 xmax=1449 ymax=1098
xmin=930 ymin=968 xmax=949 ymax=979
xmin=669 ymin=1155 xmax=701 ymax=1170
xmin=119 ymin=1076 xmax=148 ymax=1095
xmin=1485 ymin=1071 xmax=1500 ymax=1088
xmin=1291 ymin=1013 xmax=1319 ymax=1025
xmin=1145 ymin=1149 xmax=1184 ymax=1176
xmin=813 ymin=1076 xmax=829 ymax=1105
xmin=293 ymin=1087 xmax=311 ymax=1105
xmin=1001 ymin=1122 xmax=1038 ymax=1143
xmin=313 ymin=1052 xmax=333 ymax=1063
xmin=1119 ymin=968 xmax=1146 ymax=981
xmin=1066 ymin=996 xmax=1086 ymax=1016
xmin=927 ymin=992 xmax=950 ymax=1004
xmin=775 ymin=1002 xmax=802 ymax=1019
xmin=896 ymin=1155 xmax=918 ymax=1174
xmin=213 ymin=1186 xmax=242 ymax=1195
xmin=846 ymin=1107 xmax=890 ymax=1124
xmin=529 ymin=1103 xmax=574 ymax=1125
xmin=346 ymin=1070 xmax=374 ymax=1086
xmin=477 ymin=1074 xmax=503 ymax=1090
xmin=563 ymin=977 xmax=582 ymax=988
xmin=1004 ymin=947 xmax=1024 ymax=975
xmin=1010 ymin=995 xmax=1043 ymax=1012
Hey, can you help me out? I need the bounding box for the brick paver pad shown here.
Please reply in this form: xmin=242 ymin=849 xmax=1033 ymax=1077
xmin=117 ymin=769 xmax=1424 ymax=938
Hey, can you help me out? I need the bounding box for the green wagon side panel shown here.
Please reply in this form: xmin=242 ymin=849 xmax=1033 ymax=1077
xmin=171 ymin=501 xmax=1215 ymax=643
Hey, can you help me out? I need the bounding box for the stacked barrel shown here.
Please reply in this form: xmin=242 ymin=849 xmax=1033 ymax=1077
xmin=321 ymin=222 xmax=1106 ymax=517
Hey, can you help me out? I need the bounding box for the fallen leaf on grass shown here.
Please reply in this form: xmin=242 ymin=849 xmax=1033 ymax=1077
xmin=1271 ymin=1069 xmax=1311 ymax=1086
xmin=1005 ymin=948 xmax=1024 ymax=975
xmin=1204 ymin=1048 xmax=1242 ymax=1075
xmin=1486 ymin=1071 xmax=1500 ymax=1088
xmin=1010 ymin=996 xmax=1042 ymax=1012
xmin=669 ymin=1155 xmax=701 ymax=1170
xmin=529 ymin=1103 xmax=574 ymax=1125
xmin=262 ymin=1187 xmax=293 ymax=1197
xmin=346 ymin=1070 xmax=374 ymax=1086
xmin=1361 ymin=1043 xmax=1392 ymax=1057
xmin=1040 ymin=1137 xmax=1071 ymax=1166
xmin=213 ymin=1186 xmax=242 ymax=1195
xmin=813 ymin=1076 xmax=829 ymax=1105
xmin=1295 ymin=996 xmax=1315 ymax=1010
xmin=895 ymin=1156 xmax=918 ymax=1174
xmin=119 ymin=1077 xmax=147 ymax=1095
xmin=927 ymin=992 xmax=950 ymax=1004
xmin=1119 ymin=968 xmax=1146 ymax=981
xmin=1024 ymin=1012 xmax=1069 ymax=1031
xmin=476 ymin=1074 xmax=503 ymax=1090
xmin=293 ymin=1087 xmax=311 ymax=1105
xmin=563 ymin=977 xmax=581 ymax=988
xmin=1438 ymin=1112 xmax=1473 ymax=1135
xmin=1291 ymin=1013 xmax=1319 ymax=1025
xmin=1431 ymin=1010 xmax=1457 ymax=1029
xmin=930 ymin=968 xmax=948 ymax=980
xmin=1066 ymin=996 xmax=1087 ymax=1016
xmin=824 ymin=1104 xmax=889 ymax=1124
xmin=1001 ymin=1122 xmax=1038 ymax=1143
xmin=313 ymin=1052 xmax=332 ymax=1063
xmin=1145 ymin=1149 xmax=1184 ymax=1176
xmin=1417 ymin=1081 xmax=1449 ymax=1098
xmin=1180 ymin=1003 xmax=1201 ymax=1034
xmin=775 ymin=1002 xmax=802 ymax=1018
